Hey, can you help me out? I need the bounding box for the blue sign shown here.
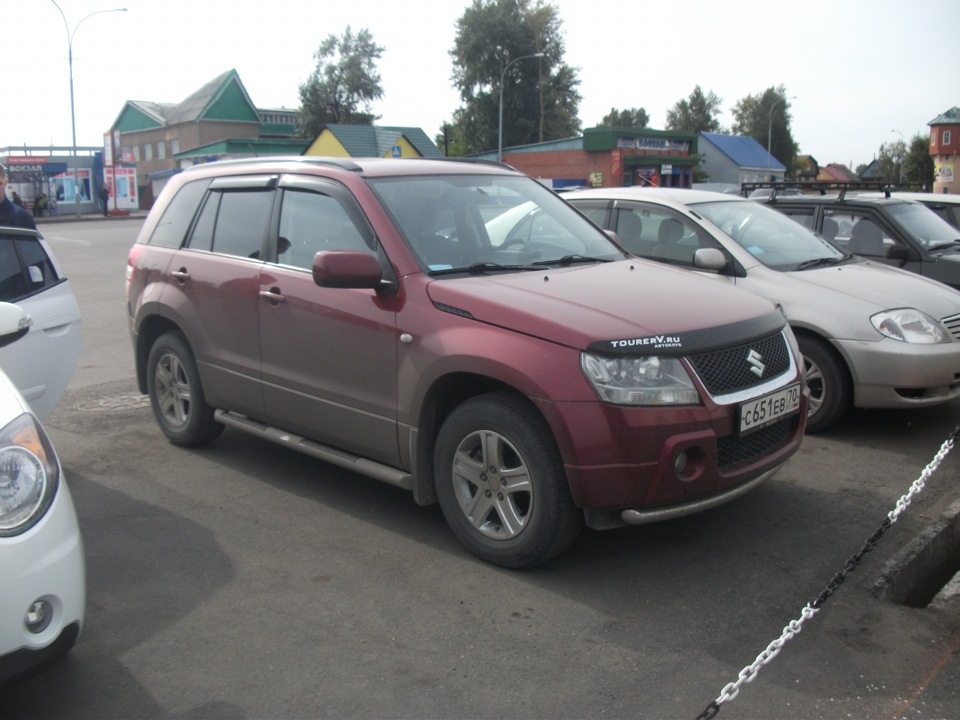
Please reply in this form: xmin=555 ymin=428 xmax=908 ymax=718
xmin=392 ymin=145 xmax=401 ymax=158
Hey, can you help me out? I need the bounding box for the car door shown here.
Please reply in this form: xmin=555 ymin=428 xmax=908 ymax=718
xmin=0 ymin=229 xmax=81 ymax=420
xmin=162 ymin=176 xmax=274 ymax=419
xmin=257 ymin=175 xmax=401 ymax=467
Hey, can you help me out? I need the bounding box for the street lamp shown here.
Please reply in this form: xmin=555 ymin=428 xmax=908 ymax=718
xmin=767 ymin=95 xmax=796 ymax=177
xmin=891 ymin=129 xmax=905 ymax=185
xmin=498 ymin=52 xmax=545 ymax=162
xmin=51 ymin=1 xmax=127 ymax=217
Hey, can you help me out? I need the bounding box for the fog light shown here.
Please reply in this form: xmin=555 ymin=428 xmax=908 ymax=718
xmin=25 ymin=600 xmax=53 ymax=634
xmin=675 ymin=452 xmax=689 ymax=475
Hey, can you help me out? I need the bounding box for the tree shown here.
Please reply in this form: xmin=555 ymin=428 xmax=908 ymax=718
xmin=449 ymin=0 xmax=581 ymax=156
xmin=904 ymin=133 xmax=935 ymax=190
xmin=665 ymin=86 xmax=723 ymax=134
xmin=731 ymin=85 xmax=799 ymax=176
xmin=600 ymin=108 xmax=649 ymax=128
xmin=876 ymin=140 xmax=905 ymax=183
xmin=297 ymin=27 xmax=384 ymax=139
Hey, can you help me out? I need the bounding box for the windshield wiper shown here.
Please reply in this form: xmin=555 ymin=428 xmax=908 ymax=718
xmin=429 ymin=261 xmax=540 ymax=276
xmin=532 ymin=254 xmax=613 ymax=267
xmin=926 ymin=241 xmax=960 ymax=253
xmin=794 ymin=254 xmax=851 ymax=271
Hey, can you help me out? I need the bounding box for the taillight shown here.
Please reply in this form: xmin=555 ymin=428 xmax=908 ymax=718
xmin=125 ymin=243 xmax=143 ymax=298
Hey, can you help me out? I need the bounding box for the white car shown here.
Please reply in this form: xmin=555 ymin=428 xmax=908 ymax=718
xmin=568 ymin=187 xmax=960 ymax=432
xmin=0 ymin=302 xmax=85 ymax=683
xmin=0 ymin=227 xmax=82 ymax=421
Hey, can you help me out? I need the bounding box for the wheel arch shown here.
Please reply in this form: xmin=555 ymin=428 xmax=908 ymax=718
xmin=135 ymin=314 xmax=185 ymax=394
xmin=410 ymin=373 xmax=556 ymax=507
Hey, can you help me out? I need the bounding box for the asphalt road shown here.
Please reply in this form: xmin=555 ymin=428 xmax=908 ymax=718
xmin=2 ymin=218 xmax=959 ymax=719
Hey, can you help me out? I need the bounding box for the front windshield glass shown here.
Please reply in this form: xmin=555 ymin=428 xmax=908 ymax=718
xmin=367 ymin=174 xmax=624 ymax=273
xmin=693 ymin=199 xmax=847 ymax=271
xmin=885 ymin=202 xmax=960 ymax=249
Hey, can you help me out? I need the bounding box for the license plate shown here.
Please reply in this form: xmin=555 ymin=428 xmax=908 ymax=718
xmin=739 ymin=383 xmax=801 ymax=435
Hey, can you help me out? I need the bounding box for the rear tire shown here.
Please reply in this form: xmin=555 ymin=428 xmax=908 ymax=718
xmin=146 ymin=332 xmax=223 ymax=447
xmin=434 ymin=393 xmax=582 ymax=568
xmin=797 ymin=334 xmax=850 ymax=433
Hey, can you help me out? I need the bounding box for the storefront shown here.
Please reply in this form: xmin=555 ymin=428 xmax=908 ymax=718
xmin=493 ymin=126 xmax=698 ymax=190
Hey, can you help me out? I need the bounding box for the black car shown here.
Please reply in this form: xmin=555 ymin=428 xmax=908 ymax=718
xmin=760 ymin=192 xmax=960 ymax=289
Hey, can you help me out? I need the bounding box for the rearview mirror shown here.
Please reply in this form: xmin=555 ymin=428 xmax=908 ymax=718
xmin=693 ymin=248 xmax=728 ymax=272
xmin=0 ymin=302 xmax=31 ymax=349
xmin=313 ymin=250 xmax=383 ymax=290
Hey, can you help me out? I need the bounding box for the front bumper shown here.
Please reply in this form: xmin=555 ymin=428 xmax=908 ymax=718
xmin=0 ymin=480 xmax=86 ymax=684
xmin=839 ymin=337 xmax=960 ymax=409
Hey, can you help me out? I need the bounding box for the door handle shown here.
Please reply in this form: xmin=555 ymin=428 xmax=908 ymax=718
xmin=170 ymin=269 xmax=190 ymax=282
xmin=259 ymin=289 xmax=286 ymax=304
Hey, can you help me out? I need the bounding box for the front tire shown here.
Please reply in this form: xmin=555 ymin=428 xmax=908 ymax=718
xmin=146 ymin=332 xmax=223 ymax=447
xmin=434 ymin=393 xmax=582 ymax=568
xmin=797 ymin=334 xmax=850 ymax=433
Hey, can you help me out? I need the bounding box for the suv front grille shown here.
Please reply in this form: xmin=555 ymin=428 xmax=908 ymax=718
xmin=717 ymin=417 xmax=794 ymax=469
xmin=687 ymin=332 xmax=791 ymax=396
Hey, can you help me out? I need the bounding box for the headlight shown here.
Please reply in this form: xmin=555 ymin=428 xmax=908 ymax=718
xmin=0 ymin=413 xmax=60 ymax=537
xmin=871 ymin=309 xmax=949 ymax=344
xmin=580 ymin=353 xmax=700 ymax=405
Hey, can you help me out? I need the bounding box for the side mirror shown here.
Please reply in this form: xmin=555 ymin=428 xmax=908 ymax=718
xmin=693 ymin=248 xmax=728 ymax=272
xmin=886 ymin=245 xmax=919 ymax=263
xmin=313 ymin=250 xmax=383 ymax=289
xmin=0 ymin=302 xmax=31 ymax=349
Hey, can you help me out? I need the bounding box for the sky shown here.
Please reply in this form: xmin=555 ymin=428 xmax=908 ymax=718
xmin=7 ymin=0 xmax=959 ymax=171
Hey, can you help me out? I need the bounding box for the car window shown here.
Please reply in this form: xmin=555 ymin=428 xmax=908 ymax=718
xmin=277 ymin=189 xmax=371 ymax=270
xmin=884 ymin=202 xmax=960 ymax=249
xmin=368 ymin=175 xmax=621 ymax=271
xmin=0 ymin=235 xmax=61 ymax=302
xmin=780 ymin=207 xmax=816 ymax=231
xmin=613 ymin=205 xmax=706 ymax=266
xmin=186 ymin=189 xmax=272 ymax=259
xmin=824 ymin=211 xmax=898 ymax=256
xmin=694 ymin=200 xmax=845 ymax=270
xmin=148 ymin=178 xmax=212 ymax=249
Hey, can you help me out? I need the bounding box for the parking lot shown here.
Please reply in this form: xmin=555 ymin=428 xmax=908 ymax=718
xmin=2 ymin=218 xmax=959 ymax=719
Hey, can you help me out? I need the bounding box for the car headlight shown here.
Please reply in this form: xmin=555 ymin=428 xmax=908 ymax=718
xmin=0 ymin=413 xmax=60 ymax=537
xmin=871 ymin=309 xmax=949 ymax=344
xmin=580 ymin=353 xmax=700 ymax=405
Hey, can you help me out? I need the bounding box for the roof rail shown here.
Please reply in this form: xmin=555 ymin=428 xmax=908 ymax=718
xmin=203 ymin=156 xmax=363 ymax=172
xmin=741 ymin=180 xmax=906 ymax=200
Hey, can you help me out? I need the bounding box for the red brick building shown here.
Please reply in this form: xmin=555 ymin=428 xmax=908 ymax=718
xmin=930 ymin=107 xmax=959 ymax=194
xmin=481 ymin=126 xmax=699 ymax=189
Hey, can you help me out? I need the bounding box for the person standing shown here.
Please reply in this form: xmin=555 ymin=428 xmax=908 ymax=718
xmin=99 ymin=181 xmax=110 ymax=217
xmin=0 ymin=163 xmax=37 ymax=230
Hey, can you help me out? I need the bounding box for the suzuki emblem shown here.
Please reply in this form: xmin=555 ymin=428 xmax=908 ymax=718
xmin=746 ymin=349 xmax=765 ymax=378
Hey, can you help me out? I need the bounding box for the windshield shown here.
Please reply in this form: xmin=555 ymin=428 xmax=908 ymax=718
xmin=693 ymin=199 xmax=848 ymax=270
xmin=367 ymin=174 xmax=624 ymax=273
xmin=885 ymin=202 xmax=960 ymax=249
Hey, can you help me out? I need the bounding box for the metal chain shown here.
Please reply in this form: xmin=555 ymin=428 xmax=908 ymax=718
xmin=695 ymin=423 xmax=960 ymax=720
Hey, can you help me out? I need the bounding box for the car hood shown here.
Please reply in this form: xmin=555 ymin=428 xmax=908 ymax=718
xmin=790 ymin=260 xmax=960 ymax=317
xmin=425 ymin=259 xmax=783 ymax=353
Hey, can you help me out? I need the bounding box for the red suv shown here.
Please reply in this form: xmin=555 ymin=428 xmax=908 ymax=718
xmin=126 ymin=157 xmax=807 ymax=567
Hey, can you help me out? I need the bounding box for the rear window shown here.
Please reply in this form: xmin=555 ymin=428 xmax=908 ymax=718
xmin=0 ymin=235 xmax=62 ymax=302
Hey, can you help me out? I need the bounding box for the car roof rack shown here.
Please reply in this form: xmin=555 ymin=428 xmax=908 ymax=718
xmin=740 ymin=180 xmax=910 ymax=203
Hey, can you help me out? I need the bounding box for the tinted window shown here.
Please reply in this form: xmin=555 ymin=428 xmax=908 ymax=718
xmin=0 ymin=236 xmax=60 ymax=302
xmin=277 ymin=190 xmax=371 ymax=270
xmin=210 ymin=190 xmax=272 ymax=259
xmin=148 ymin=178 xmax=212 ymax=249
xmin=16 ymin=237 xmax=60 ymax=294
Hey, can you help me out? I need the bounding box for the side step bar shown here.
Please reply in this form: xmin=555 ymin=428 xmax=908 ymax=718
xmin=214 ymin=410 xmax=413 ymax=491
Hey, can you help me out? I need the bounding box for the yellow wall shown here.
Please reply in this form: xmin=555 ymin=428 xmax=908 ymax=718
xmin=380 ymin=136 xmax=421 ymax=158
xmin=304 ymin=130 xmax=349 ymax=157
